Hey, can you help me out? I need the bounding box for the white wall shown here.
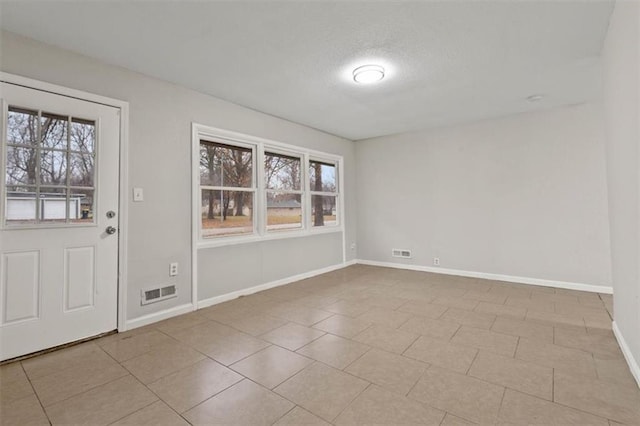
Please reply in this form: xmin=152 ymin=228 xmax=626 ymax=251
xmin=356 ymin=103 xmax=611 ymax=288
xmin=602 ymin=0 xmax=640 ymax=379
xmin=0 ymin=31 xmax=357 ymax=323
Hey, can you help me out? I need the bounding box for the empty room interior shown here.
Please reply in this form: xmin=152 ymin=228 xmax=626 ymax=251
xmin=1 ymin=1 xmax=640 ymax=425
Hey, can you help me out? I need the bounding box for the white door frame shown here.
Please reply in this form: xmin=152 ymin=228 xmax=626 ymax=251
xmin=0 ymin=72 xmax=130 ymax=333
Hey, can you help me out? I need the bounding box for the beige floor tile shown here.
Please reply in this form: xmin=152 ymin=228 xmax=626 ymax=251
xmin=183 ymin=379 xmax=294 ymax=426
xmin=594 ymin=357 xmax=639 ymax=387
xmin=0 ymin=366 xmax=34 ymax=404
xmin=462 ymin=290 xmax=507 ymax=304
xmin=440 ymin=412 xmax=476 ymax=425
xmin=531 ymin=292 xmax=580 ymax=305
xmin=399 ymin=316 xmax=461 ymax=340
xmin=450 ymin=326 xmax=519 ymax=357
xmin=296 ymin=333 xmax=370 ymax=369
xmin=100 ymin=330 xmax=176 ymax=362
xmin=554 ymin=371 xmax=640 ymax=424
xmin=122 ymin=342 xmax=205 ymax=384
xmin=230 ymin=345 xmax=314 ymax=389
xmin=526 ymin=310 xmax=587 ymax=329
xmin=432 ymin=296 xmax=479 ymax=311
xmin=351 ymin=324 xmax=418 ymax=354
xmin=22 ymin=341 xmax=105 ymax=379
xmin=274 ymin=406 xmax=331 ymax=425
xmin=154 ymin=312 xmax=210 ymax=334
xmin=225 ymin=313 xmax=288 ymax=336
xmin=45 ymin=375 xmax=157 ymax=425
xmin=162 ymin=320 xmax=236 ymax=346
xmin=441 ymin=307 xmax=496 ymax=330
xmin=467 ymin=351 xmax=553 ymax=400
xmin=490 ymin=317 xmax=554 ymax=343
xmin=505 ymin=296 xmax=555 ymax=313
xmin=345 ymin=348 xmax=428 ymax=395
xmin=397 ymin=300 xmax=448 ymax=319
xmin=111 ymin=400 xmax=189 ymax=425
xmin=498 ymin=388 xmax=609 ymax=425
xmin=0 ymin=393 xmax=49 ymax=426
xmin=357 ymin=307 xmax=413 ymax=328
xmin=554 ymin=326 xmax=624 ymax=359
xmin=474 ymin=301 xmax=526 ymax=319
xmin=362 ymin=295 xmax=408 ymax=310
xmin=271 ymin=305 xmax=334 ymax=326
xmin=312 ymin=314 xmax=372 ymax=338
xmin=294 ymin=294 xmax=340 ymax=309
xmin=193 ymin=330 xmax=270 ymax=365
xmin=148 ymin=357 xmax=243 ymax=413
xmin=31 ymin=354 xmax=128 ymax=406
xmin=274 ymin=362 xmax=369 ymax=422
xmin=323 ymin=300 xmax=372 ymax=317
xmin=408 ymin=366 xmax=504 ymax=424
xmin=335 ymin=384 xmax=445 ymax=425
xmin=260 ymin=322 xmax=326 ymax=351
xmin=404 ymin=335 xmax=478 ymax=374
xmin=515 ymin=338 xmax=597 ymax=377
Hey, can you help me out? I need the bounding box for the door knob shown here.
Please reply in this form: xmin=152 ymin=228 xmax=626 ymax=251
xmin=106 ymin=226 xmax=117 ymax=235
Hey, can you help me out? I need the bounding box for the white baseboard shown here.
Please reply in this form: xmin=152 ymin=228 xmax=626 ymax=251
xmin=197 ymin=261 xmax=353 ymax=310
xmin=612 ymin=321 xmax=640 ymax=388
xmin=124 ymin=303 xmax=194 ymax=331
xmin=356 ymin=259 xmax=613 ymax=294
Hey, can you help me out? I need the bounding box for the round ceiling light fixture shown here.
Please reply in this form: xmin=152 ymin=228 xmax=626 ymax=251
xmin=353 ymin=65 xmax=385 ymax=84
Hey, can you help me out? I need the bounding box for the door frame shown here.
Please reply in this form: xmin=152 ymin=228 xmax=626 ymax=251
xmin=0 ymin=72 xmax=130 ymax=333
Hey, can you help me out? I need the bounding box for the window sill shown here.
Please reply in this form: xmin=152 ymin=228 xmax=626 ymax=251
xmin=197 ymin=226 xmax=343 ymax=250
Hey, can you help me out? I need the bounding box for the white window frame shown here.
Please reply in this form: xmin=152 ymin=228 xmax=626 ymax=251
xmin=308 ymin=157 xmax=340 ymax=230
xmin=192 ymin=123 xmax=344 ymax=249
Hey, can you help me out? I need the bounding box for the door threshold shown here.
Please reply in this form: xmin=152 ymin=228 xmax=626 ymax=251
xmin=0 ymin=329 xmax=118 ymax=365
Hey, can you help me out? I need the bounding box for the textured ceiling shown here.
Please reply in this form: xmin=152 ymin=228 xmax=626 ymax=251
xmin=0 ymin=1 xmax=614 ymax=140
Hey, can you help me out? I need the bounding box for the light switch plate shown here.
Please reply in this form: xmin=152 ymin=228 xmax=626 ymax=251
xmin=133 ymin=187 xmax=144 ymax=202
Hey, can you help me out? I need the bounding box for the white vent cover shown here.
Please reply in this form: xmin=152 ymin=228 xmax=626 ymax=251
xmin=392 ymin=248 xmax=412 ymax=259
xmin=141 ymin=284 xmax=177 ymax=305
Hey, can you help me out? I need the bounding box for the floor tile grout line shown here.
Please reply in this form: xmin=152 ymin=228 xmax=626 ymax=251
xmin=105 ymin=397 xmax=159 ymax=425
xmin=18 ymin=361 xmax=52 ymax=426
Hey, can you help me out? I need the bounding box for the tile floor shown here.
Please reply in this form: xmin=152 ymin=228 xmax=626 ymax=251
xmin=1 ymin=265 xmax=638 ymax=425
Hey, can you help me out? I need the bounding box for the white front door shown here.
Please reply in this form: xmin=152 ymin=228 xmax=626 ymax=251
xmin=0 ymin=82 xmax=120 ymax=361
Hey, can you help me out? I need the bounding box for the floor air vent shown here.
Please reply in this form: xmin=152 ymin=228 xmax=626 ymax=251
xmin=141 ymin=285 xmax=177 ymax=305
xmin=392 ymin=248 xmax=412 ymax=259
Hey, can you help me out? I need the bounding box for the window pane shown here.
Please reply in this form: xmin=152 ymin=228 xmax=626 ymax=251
xmin=39 ymin=187 xmax=68 ymax=223
xmin=7 ymin=107 xmax=38 ymax=146
xmin=69 ymin=152 xmax=94 ymax=187
xmin=309 ymin=160 xmax=336 ymax=192
xmin=40 ymin=149 xmax=67 ymax=186
xmin=200 ymin=141 xmax=252 ymax=188
xmin=267 ymin=193 xmax=302 ymax=231
xmin=6 ymin=146 xmax=37 ymax=185
xmin=201 ymin=190 xmax=254 ymax=238
xmin=70 ymin=188 xmax=94 ymax=223
xmin=70 ymin=118 xmax=95 ymax=152
xmin=5 ymin=186 xmax=37 ymax=225
xmin=41 ymin=113 xmax=68 ymax=149
xmin=311 ymin=195 xmax=337 ymax=227
xmin=265 ymin=152 xmax=301 ymax=190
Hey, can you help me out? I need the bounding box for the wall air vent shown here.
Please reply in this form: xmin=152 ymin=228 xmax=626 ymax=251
xmin=141 ymin=285 xmax=177 ymax=305
xmin=392 ymin=248 xmax=412 ymax=259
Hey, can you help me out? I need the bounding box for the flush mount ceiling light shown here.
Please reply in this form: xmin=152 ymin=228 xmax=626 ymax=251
xmin=353 ymin=65 xmax=385 ymax=84
xmin=526 ymin=94 xmax=544 ymax=103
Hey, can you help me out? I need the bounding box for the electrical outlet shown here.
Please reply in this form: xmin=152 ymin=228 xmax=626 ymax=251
xmin=350 ymin=242 xmax=356 ymax=250
xmin=433 ymin=257 xmax=440 ymax=266
xmin=169 ymin=262 xmax=178 ymax=276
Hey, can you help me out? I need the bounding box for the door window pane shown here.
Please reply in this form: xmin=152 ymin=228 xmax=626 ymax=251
xmin=5 ymin=186 xmax=37 ymax=225
xmin=70 ymin=118 xmax=95 ymax=152
xmin=39 ymin=188 xmax=67 ymax=223
xmin=6 ymin=146 xmax=37 ymax=185
xmin=71 ymin=189 xmax=94 ymax=223
xmin=7 ymin=107 xmax=37 ymax=146
xmin=40 ymin=113 xmax=67 ymax=149
xmin=69 ymin=152 xmax=94 ymax=187
xmin=40 ymin=149 xmax=67 ymax=186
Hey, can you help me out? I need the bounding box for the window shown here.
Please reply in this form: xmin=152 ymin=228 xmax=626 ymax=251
xmin=193 ymin=125 xmax=343 ymax=245
xmin=309 ymin=160 xmax=338 ymax=227
xmin=4 ymin=106 xmax=96 ymax=226
xmin=265 ymin=151 xmax=303 ymax=232
xmin=199 ymin=141 xmax=255 ymax=238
